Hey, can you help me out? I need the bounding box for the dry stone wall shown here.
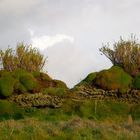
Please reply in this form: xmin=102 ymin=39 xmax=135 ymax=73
xmin=8 ymin=93 xmax=63 ymax=108
xmin=8 ymin=85 xmax=140 ymax=108
xmin=73 ymin=86 xmax=140 ymax=104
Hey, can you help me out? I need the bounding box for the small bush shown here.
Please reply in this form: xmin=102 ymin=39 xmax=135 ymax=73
xmin=0 ymin=74 xmax=15 ymax=97
xmin=0 ymin=100 xmax=24 ymax=120
xmin=94 ymin=66 xmax=132 ymax=91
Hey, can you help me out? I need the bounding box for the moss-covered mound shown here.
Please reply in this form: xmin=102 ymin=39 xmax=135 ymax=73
xmin=0 ymin=69 xmax=68 ymax=98
xmin=94 ymin=66 xmax=133 ymax=91
xmin=133 ymin=74 xmax=140 ymax=89
xmin=20 ymin=75 xmax=38 ymax=92
xmin=12 ymin=69 xmax=39 ymax=93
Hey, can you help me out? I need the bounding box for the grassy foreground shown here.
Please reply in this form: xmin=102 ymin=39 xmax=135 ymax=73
xmin=0 ymin=99 xmax=140 ymax=140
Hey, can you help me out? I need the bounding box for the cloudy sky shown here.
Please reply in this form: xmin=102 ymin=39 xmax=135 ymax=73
xmin=0 ymin=0 xmax=140 ymax=87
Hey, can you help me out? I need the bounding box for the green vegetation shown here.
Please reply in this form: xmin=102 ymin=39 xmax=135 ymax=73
xmin=43 ymin=87 xmax=68 ymax=97
xmin=94 ymin=66 xmax=132 ymax=91
xmin=61 ymin=100 xmax=132 ymax=121
xmin=84 ymin=72 xmax=97 ymax=83
xmin=14 ymin=82 xmax=27 ymax=94
xmin=53 ymin=80 xmax=68 ymax=89
xmin=0 ymin=100 xmax=24 ymax=120
xmin=0 ymin=38 xmax=140 ymax=139
xmin=12 ymin=69 xmax=30 ymax=79
xmin=0 ymin=68 xmax=68 ymax=97
xmin=77 ymin=72 xmax=97 ymax=86
xmin=0 ymin=73 xmax=15 ymax=97
xmin=19 ymin=74 xmax=38 ymax=92
xmin=133 ymin=74 xmax=140 ymax=89
xmin=0 ymin=100 xmax=140 ymax=139
xmin=100 ymin=35 xmax=140 ymax=76
xmin=37 ymin=72 xmax=52 ymax=81
xmin=131 ymin=104 xmax=140 ymax=120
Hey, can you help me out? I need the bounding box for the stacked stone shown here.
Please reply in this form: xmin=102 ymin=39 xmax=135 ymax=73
xmin=8 ymin=93 xmax=63 ymax=108
xmin=74 ymin=85 xmax=140 ymax=104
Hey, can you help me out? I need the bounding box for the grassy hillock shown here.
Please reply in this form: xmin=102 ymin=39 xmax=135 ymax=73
xmin=94 ymin=66 xmax=133 ymax=92
xmin=75 ymin=66 xmax=134 ymax=93
xmin=0 ymin=69 xmax=68 ymax=98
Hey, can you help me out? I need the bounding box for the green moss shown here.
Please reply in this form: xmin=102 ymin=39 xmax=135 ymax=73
xmin=19 ymin=75 xmax=38 ymax=92
xmin=32 ymin=71 xmax=40 ymax=78
xmin=84 ymin=72 xmax=97 ymax=83
xmin=94 ymin=66 xmax=132 ymax=91
xmin=14 ymin=81 xmax=27 ymax=94
xmin=77 ymin=72 xmax=97 ymax=87
xmin=39 ymin=72 xmax=52 ymax=81
xmin=53 ymin=80 xmax=68 ymax=89
xmin=0 ymin=74 xmax=15 ymax=97
xmin=133 ymin=74 xmax=140 ymax=89
xmin=43 ymin=87 xmax=68 ymax=97
xmin=32 ymin=71 xmax=52 ymax=81
xmin=12 ymin=69 xmax=39 ymax=92
xmin=0 ymin=100 xmax=24 ymax=120
xmin=12 ymin=69 xmax=30 ymax=79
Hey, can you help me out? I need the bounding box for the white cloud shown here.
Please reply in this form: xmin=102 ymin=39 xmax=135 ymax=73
xmin=30 ymin=31 xmax=74 ymax=50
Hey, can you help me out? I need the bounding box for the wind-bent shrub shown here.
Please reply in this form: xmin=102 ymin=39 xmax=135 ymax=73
xmin=100 ymin=35 xmax=140 ymax=76
xmin=0 ymin=43 xmax=46 ymax=72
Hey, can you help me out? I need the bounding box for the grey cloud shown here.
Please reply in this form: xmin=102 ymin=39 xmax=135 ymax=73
xmin=0 ymin=0 xmax=140 ymax=87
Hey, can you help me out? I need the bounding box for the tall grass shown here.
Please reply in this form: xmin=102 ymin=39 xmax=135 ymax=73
xmin=0 ymin=100 xmax=140 ymax=140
